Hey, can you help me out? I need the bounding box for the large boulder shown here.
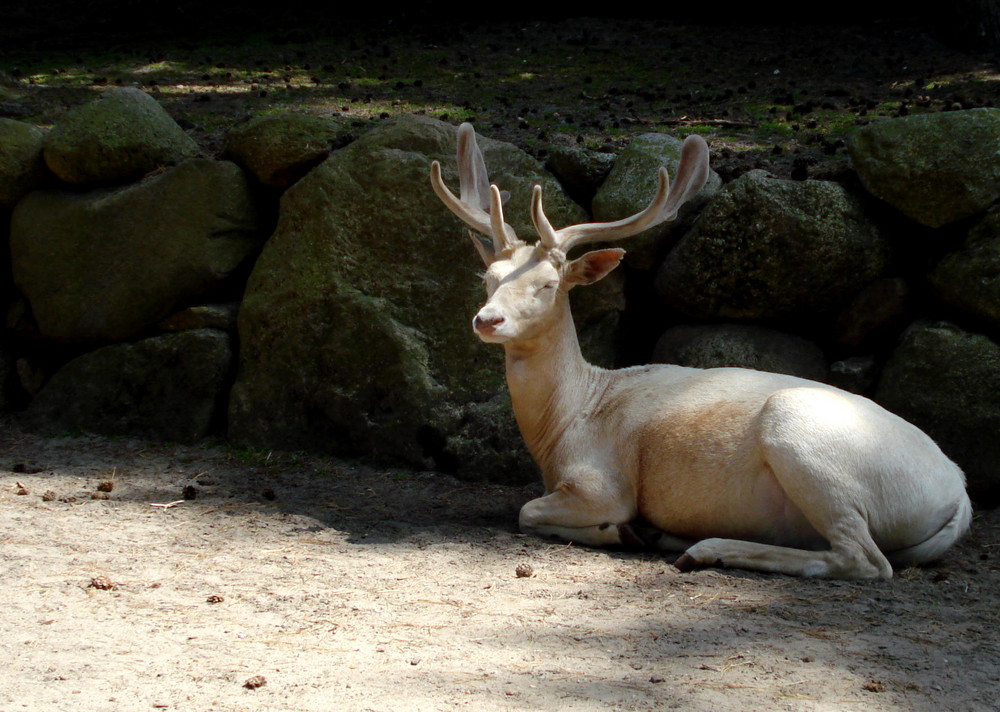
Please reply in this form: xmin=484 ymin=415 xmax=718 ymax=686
xmin=228 ymin=115 xmax=588 ymax=483
xmin=592 ymin=133 xmax=721 ymax=270
xmin=24 ymin=329 xmax=232 ymax=443
xmin=652 ymin=323 xmax=828 ymax=381
xmin=656 ymin=170 xmax=890 ymax=322
xmin=848 ymin=108 xmax=1000 ymax=228
xmin=43 ymin=87 xmax=200 ymax=186
xmin=10 ymin=159 xmax=263 ymax=342
xmin=0 ymin=118 xmax=46 ymax=206
xmin=875 ymin=321 xmax=1000 ymax=506
xmin=930 ymin=206 xmax=1000 ymax=329
xmin=223 ymin=112 xmax=354 ymax=189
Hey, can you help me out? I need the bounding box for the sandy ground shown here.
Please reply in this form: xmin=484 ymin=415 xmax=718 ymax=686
xmin=1 ymin=416 xmax=999 ymax=712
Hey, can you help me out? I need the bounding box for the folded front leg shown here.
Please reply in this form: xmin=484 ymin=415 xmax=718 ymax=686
xmin=519 ymin=482 xmax=636 ymax=547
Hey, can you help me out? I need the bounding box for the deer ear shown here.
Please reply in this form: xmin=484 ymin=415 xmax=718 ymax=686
xmin=564 ymin=248 xmax=625 ymax=286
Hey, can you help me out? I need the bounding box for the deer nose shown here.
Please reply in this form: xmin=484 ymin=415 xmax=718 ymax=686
xmin=473 ymin=312 xmax=505 ymax=333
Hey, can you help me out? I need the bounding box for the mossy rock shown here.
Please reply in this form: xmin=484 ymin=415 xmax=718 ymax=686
xmin=848 ymin=108 xmax=1000 ymax=228
xmin=10 ymin=159 xmax=262 ymax=342
xmin=229 ymin=115 xmax=587 ymax=483
xmin=656 ymin=170 xmax=889 ymax=323
xmin=0 ymin=118 xmax=46 ymax=206
xmin=875 ymin=321 xmax=1000 ymax=506
xmin=592 ymin=133 xmax=721 ymax=270
xmin=44 ymin=87 xmax=200 ymax=187
xmin=223 ymin=112 xmax=354 ymax=189
xmin=25 ymin=329 xmax=232 ymax=443
xmin=930 ymin=207 xmax=1000 ymax=329
xmin=652 ymin=323 xmax=828 ymax=381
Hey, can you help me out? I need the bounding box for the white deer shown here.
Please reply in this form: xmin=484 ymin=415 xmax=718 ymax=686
xmin=430 ymin=123 xmax=972 ymax=579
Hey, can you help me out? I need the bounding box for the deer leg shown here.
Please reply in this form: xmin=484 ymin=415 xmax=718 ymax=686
xmin=674 ymin=518 xmax=891 ymax=579
xmin=676 ymin=392 xmax=897 ymax=579
xmin=518 ymin=479 xmax=637 ymax=548
xmin=672 ymin=462 xmax=893 ymax=578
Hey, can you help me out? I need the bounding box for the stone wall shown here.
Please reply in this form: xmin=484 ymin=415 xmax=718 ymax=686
xmin=1 ymin=89 xmax=998 ymax=504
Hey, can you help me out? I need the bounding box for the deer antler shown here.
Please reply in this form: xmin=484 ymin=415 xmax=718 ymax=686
xmin=532 ymin=134 xmax=711 ymax=255
xmin=430 ymin=123 xmax=520 ymax=262
xmin=456 ymin=121 xmax=491 ymax=211
xmin=432 ymin=126 xmax=710 ymax=261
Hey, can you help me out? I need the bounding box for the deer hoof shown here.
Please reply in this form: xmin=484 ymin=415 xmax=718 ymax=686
xmin=674 ymin=553 xmax=699 ymax=572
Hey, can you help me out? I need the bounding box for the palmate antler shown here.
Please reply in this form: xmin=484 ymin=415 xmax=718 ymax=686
xmin=430 ymin=122 xmax=711 ymax=262
xmin=429 ymin=124 xmax=521 ymax=263
xmin=532 ymin=135 xmax=710 ymax=254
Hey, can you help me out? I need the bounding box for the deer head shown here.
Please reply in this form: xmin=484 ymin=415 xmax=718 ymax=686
xmin=430 ymin=123 xmax=710 ymax=345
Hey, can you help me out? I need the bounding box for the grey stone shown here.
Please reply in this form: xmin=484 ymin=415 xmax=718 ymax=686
xmin=592 ymin=133 xmax=721 ymax=270
xmin=848 ymin=108 xmax=1000 ymax=228
xmin=223 ymin=112 xmax=354 ymax=189
xmin=10 ymin=159 xmax=262 ymax=342
xmin=656 ymin=171 xmax=889 ymax=322
xmin=0 ymin=118 xmax=46 ymax=206
xmin=432 ymin=393 xmax=528 ymax=479
xmin=930 ymin=207 xmax=1000 ymax=329
xmin=25 ymin=329 xmax=232 ymax=443
xmin=228 ymin=115 xmax=588 ymax=483
xmin=652 ymin=323 xmax=828 ymax=381
xmin=44 ymin=87 xmax=200 ymax=186
xmin=158 ymin=303 xmax=240 ymax=333
xmin=875 ymin=321 xmax=1000 ymax=506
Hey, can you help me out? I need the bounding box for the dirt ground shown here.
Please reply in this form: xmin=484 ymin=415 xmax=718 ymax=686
xmin=1 ymin=415 xmax=999 ymax=712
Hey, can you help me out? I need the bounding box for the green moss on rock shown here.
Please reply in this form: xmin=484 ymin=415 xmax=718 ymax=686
xmin=849 ymin=108 xmax=1000 ymax=228
xmin=229 ymin=115 xmax=586 ymax=482
xmin=876 ymin=321 xmax=1000 ymax=506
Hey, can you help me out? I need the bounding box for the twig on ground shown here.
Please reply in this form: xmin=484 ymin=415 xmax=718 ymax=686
xmin=149 ymin=500 xmax=186 ymax=509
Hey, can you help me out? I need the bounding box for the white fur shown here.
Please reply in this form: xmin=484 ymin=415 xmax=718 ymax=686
xmin=431 ymin=124 xmax=971 ymax=579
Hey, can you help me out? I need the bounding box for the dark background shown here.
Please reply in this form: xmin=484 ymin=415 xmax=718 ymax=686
xmin=0 ymin=1 xmax=989 ymax=52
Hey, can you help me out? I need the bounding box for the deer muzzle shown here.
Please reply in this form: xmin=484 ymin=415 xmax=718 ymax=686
xmin=473 ymin=309 xmax=506 ymax=338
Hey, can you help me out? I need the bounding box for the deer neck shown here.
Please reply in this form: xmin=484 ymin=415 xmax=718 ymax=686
xmin=501 ymin=296 xmax=599 ymax=479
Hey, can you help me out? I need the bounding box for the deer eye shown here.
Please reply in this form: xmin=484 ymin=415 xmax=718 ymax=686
xmin=536 ymin=281 xmax=559 ymax=295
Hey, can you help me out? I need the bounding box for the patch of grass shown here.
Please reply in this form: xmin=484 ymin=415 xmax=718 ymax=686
xmin=756 ymin=119 xmax=795 ymax=137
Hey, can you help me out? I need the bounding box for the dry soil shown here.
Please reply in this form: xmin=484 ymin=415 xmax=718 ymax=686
xmin=1 ymin=417 xmax=999 ymax=712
